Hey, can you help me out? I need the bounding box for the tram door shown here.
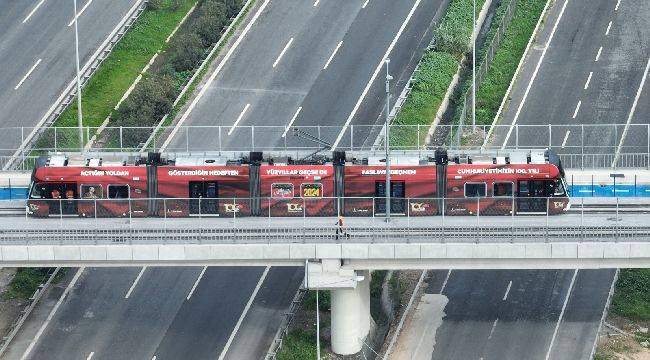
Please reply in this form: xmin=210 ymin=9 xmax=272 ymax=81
xmin=375 ymin=181 xmax=406 ymax=215
xmin=189 ymin=181 xmax=218 ymax=215
xmin=517 ymin=180 xmax=551 ymax=213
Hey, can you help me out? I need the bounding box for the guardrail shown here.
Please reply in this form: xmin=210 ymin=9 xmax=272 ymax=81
xmin=1 ymin=124 xmax=648 ymax=161
xmin=2 ymin=196 xmax=649 ymax=244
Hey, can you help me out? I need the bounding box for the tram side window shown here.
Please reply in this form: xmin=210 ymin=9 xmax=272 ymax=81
xmin=465 ymin=183 xmax=486 ymax=197
xmin=108 ymin=185 xmax=129 ymax=199
xmin=271 ymin=183 xmax=294 ymax=198
xmin=81 ymin=185 xmax=102 ymax=199
xmin=30 ymin=183 xmax=45 ymax=198
xmin=493 ymin=182 xmax=513 ymax=197
xmin=553 ymin=180 xmax=566 ymax=196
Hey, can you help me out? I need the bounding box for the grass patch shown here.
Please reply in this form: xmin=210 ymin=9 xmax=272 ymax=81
xmin=276 ymin=328 xmax=323 ymax=360
xmin=2 ymin=268 xmax=54 ymax=300
xmin=611 ymin=269 xmax=650 ymax=321
xmin=474 ymin=0 xmax=546 ymax=125
xmin=58 ymin=0 xmax=196 ymax=129
xmin=392 ymin=51 xmax=458 ymax=148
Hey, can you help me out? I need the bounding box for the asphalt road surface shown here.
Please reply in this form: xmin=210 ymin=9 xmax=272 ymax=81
xmin=164 ymin=0 xmax=449 ymax=151
xmin=15 ymin=266 xmax=303 ymax=360
xmin=0 ymin=0 xmax=139 ymax=154
xmin=419 ymin=0 xmax=645 ymax=358
xmin=494 ymin=0 xmax=650 ymax=156
xmin=425 ymin=269 xmax=615 ymax=360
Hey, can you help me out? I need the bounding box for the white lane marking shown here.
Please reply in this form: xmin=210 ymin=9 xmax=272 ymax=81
xmin=67 ymin=0 xmax=94 ymax=27
xmin=272 ymin=37 xmax=294 ymax=68
xmin=605 ymin=21 xmax=612 ymax=35
xmin=545 ymin=269 xmax=578 ymax=360
xmin=488 ymin=319 xmax=498 ymax=339
xmin=162 ymin=0 xmax=271 ymax=149
xmin=125 ymin=266 xmax=147 ymax=299
xmin=612 ymin=56 xmax=650 ymax=166
xmin=561 ymin=130 xmax=571 ymax=148
xmin=313 ymin=0 xmax=320 ymax=6
xmin=615 ymin=0 xmax=621 ymax=11
xmin=217 ymin=267 xmax=270 ymax=360
xmin=23 ymin=0 xmax=47 ymax=23
xmin=501 ymin=0 xmax=569 ymax=148
xmin=282 ymin=107 xmax=302 ymax=137
xmin=584 ymin=71 xmax=593 ymax=89
xmin=228 ymin=103 xmax=251 ymax=135
xmin=362 ymin=0 xmax=370 ymax=8
xmin=151 ymin=357 xmax=157 ymax=360
xmin=502 ymin=281 xmax=512 ymax=301
xmin=595 ymin=46 xmax=603 ymax=62
xmin=323 ymin=41 xmax=343 ymax=70
xmin=86 ymin=352 xmax=95 ymax=360
xmin=572 ymin=101 xmax=581 ymax=119
xmin=14 ymin=58 xmax=42 ymax=90
xmin=440 ymin=269 xmax=452 ymax=293
xmin=332 ymin=0 xmax=422 ymax=149
xmin=21 ymin=268 xmax=85 ymax=360
xmin=187 ymin=266 xmax=207 ymax=300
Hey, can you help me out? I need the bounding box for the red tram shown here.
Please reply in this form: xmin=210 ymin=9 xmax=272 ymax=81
xmin=26 ymin=150 xmax=569 ymax=217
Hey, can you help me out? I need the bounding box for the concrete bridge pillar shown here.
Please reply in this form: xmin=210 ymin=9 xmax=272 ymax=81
xmin=305 ymin=261 xmax=371 ymax=356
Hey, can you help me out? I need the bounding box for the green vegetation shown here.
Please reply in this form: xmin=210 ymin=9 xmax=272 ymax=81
xmin=611 ymin=269 xmax=650 ymax=321
xmin=58 ymin=0 xmax=196 ymax=130
xmin=3 ymin=268 xmax=54 ymax=300
xmin=392 ymin=52 xmax=457 ymax=147
xmin=474 ymin=0 xmax=546 ymax=125
xmin=46 ymin=0 xmax=244 ymax=150
xmin=303 ymin=290 xmax=330 ymax=312
xmin=276 ymin=329 xmax=323 ymax=360
xmin=391 ymin=0 xmax=485 ymax=148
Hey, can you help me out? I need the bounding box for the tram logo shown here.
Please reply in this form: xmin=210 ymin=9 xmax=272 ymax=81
xmin=553 ymin=201 xmax=564 ymax=209
xmin=223 ymin=203 xmax=241 ymax=213
xmin=410 ymin=202 xmax=428 ymax=212
xmin=287 ymin=203 xmax=303 ymax=213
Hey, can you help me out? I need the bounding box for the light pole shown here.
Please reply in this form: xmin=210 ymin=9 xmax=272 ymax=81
xmin=73 ymin=0 xmax=84 ymax=152
xmin=315 ymin=289 xmax=320 ymax=359
xmin=384 ymin=59 xmax=393 ymax=222
xmin=472 ymin=0 xmax=476 ymax=131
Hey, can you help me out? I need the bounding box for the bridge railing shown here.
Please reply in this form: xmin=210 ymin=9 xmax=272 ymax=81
xmin=3 ymin=196 xmax=649 ymax=244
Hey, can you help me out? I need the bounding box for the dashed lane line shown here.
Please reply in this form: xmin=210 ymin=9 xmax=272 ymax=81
xmin=272 ymin=37 xmax=294 ymax=68
xmin=22 ymin=0 xmax=47 ymax=23
xmin=14 ymin=59 xmax=42 ymax=90
xmin=67 ymin=0 xmax=95 ymax=27
xmin=228 ymin=103 xmax=251 ymax=135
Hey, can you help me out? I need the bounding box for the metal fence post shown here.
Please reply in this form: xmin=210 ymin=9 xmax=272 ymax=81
xmin=581 ymin=197 xmax=584 ymax=241
xmin=476 ymin=198 xmax=480 ymax=243
xmin=219 ymin=127 xmax=223 ymax=152
xmin=350 ymin=125 xmax=354 ymax=151
xmin=515 ymin=125 xmax=519 ymax=149
xmin=545 ymin=197 xmax=549 ymax=242
xmin=615 ymin=197 xmax=619 ymax=242
xmin=163 ymin=198 xmax=167 ymax=231
xmin=548 ymin=124 xmax=552 ymax=148
xmin=186 ymin=128 xmax=190 ymax=152
xmin=441 ymin=197 xmax=445 ymax=242
xmin=511 ymin=196 xmax=515 ymax=242
xmin=647 ymin=124 xmax=649 ymax=169
xmin=581 ymin=124 xmax=585 ymax=170
xmin=251 ymin=127 xmax=255 ymax=152
xmin=54 ymin=127 xmax=58 ymax=152
xmin=120 ymin=126 xmax=123 ymax=151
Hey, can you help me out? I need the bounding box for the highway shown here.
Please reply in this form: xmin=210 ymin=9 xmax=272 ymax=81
xmin=11 ymin=266 xmax=303 ymax=360
xmin=164 ymin=0 xmax=449 ymax=151
xmin=425 ymin=269 xmax=615 ymax=360
xmin=0 ymin=0 xmax=140 ymax=154
xmin=8 ymin=0 xmax=449 ymax=359
xmin=495 ymin=0 xmax=650 ymax=155
xmin=418 ymin=0 xmax=648 ymax=358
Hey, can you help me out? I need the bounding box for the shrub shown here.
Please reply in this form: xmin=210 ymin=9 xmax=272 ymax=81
xmin=434 ymin=0 xmax=485 ymax=56
xmin=113 ymin=75 xmax=177 ymax=145
xmin=167 ymin=33 xmax=205 ymax=72
xmin=193 ymin=2 xmax=228 ymax=45
xmin=149 ymin=0 xmax=182 ymax=10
